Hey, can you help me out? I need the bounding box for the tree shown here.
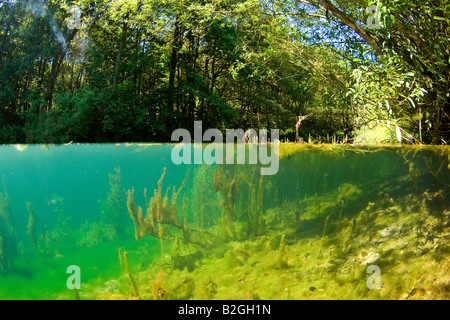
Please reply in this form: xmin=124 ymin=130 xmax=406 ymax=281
xmin=288 ymin=0 xmax=449 ymax=143
xmin=0 ymin=0 xmax=447 ymax=144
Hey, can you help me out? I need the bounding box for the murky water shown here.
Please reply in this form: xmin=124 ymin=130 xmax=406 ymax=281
xmin=0 ymin=144 xmax=448 ymax=299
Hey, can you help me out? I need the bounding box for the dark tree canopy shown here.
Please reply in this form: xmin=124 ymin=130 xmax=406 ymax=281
xmin=0 ymin=0 xmax=448 ymax=144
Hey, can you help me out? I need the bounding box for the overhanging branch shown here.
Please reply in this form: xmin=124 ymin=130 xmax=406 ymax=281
xmin=316 ymin=0 xmax=383 ymax=55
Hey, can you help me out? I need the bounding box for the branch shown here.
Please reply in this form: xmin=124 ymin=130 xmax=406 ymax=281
xmin=316 ymin=0 xmax=383 ymax=55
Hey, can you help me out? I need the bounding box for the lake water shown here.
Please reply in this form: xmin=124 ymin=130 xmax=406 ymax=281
xmin=0 ymin=144 xmax=448 ymax=299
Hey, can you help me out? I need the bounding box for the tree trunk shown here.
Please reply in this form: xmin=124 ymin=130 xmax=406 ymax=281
xmin=44 ymin=29 xmax=78 ymax=111
xmin=168 ymin=18 xmax=181 ymax=113
xmin=113 ymin=20 xmax=128 ymax=88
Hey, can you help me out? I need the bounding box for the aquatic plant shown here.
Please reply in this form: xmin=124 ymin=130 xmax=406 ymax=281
xmin=166 ymin=276 xmax=195 ymax=300
xmin=127 ymin=168 xmax=213 ymax=251
xmin=127 ymin=188 xmax=141 ymax=240
xmin=241 ymin=168 xmax=266 ymax=239
xmin=152 ymin=270 xmax=165 ymax=300
xmin=0 ymin=236 xmax=4 ymax=272
xmin=5 ymin=144 xmax=445 ymax=300
xmin=127 ymin=168 xmax=187 ymax=240
xmin=408 ymin=162 xmax=419 ymax=190
xmin=158 ymin=224 xmax=165 ymax=262
xmin=0 ymin=188 xmax=17 ymax=273
xmin=26 ymin=201 xmax=37 ymax=251
xmin=171 ymin=235 xmax=181 ymax=269
xmin=195 ymin=276 xmax=217 ymax=299
xmin=50 ymin=194 xmax=69 ymax=227
xmin=337 ymin=183 xmax=361 ymax=203
xmin=77 ymin=221 xmax=117 ymax=248
xmin=190 ymin=165 xmax=222 ymax=229
xmin=123 ymin=250 xmax=140 ymax=299
xmin=47 ymin=194 xmax=76 ymax=252
xmin=36 ymin=225 xmax=51 ymax=257
xmin=277 ymin=234 xmax=288 ymax=269
xmin=423 ymin=147 xmax=450 ymax=188
xmin=116 ymin=247 xmax=140 ymax=299
xmin=73 ymin=288 xmax=80 ymax=301
xmin=100 ymin=167 xmax=125 ymax=239
xmin=213 ymin=165 xmax=240 ymax=240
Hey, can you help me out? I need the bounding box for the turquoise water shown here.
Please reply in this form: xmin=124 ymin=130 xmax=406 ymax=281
xmin=0 ymin=144 xmax=187 ymax=229
xmin=0 ymin=144 xmax=448 ymax=299
xmin=0 ymin=144 xmax=184 ymax=299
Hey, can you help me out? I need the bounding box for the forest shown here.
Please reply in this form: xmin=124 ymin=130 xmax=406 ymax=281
xmin=0 ymin=0 xmax=449 ymax=144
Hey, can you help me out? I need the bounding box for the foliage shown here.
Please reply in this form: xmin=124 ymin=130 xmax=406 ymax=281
xmin=100 ymin=167 xmax=125 ymax=239
xmin=353 ymin=121 xmax=397 ymax=145
xmin=77 ymin=221 xmax=117 ymax=248
xmin=287 ymin=0 xmax=449 ymax=143
xmin=0 ymin=0 xmax=448 ymax=144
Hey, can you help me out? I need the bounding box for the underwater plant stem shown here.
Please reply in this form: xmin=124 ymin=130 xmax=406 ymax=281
xmin=339 ymin=200 xmax=344 ymax=220
xmin=278 ymin=234 xmax=288 ymax=269
xmin=26 ymin=201 xmax=37 ymax=251
xmin=74 ymin=288 xmax=80 ymax=300
xmin=201 ymin=206 xmax=204 ymax=229
xmin=182 ymin=198 xmax=187 ymax=231
xmin=152 ymin=270 xmax=166 ymax=300
xmin=258 ymin=176 xmax=264 ymax=212
xmin=320 ymin=212 xmax=332 ymax=254
xmin=118 ymin=247 xmax=124 ymax=273
xmin=159 ymin=224 xmax=165 ymax=263
xmin=144 ymin=187 xmax=148 ymax=213
xmin=214 ymin=166 xmax=239 ymax=239
xmin=322 ymin=214 xmax=331 ymax=239
xmin=123 ymin=251 xmax=140 ymax=298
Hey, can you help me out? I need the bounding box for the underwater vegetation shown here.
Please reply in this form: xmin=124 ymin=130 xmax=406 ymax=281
xmin=0 ymin=144 xmax=448 ymax=300
xmin=26 ymin=201 xmax=37 ymax=252
xmin=77 ymin=145 xmax=449 ymax=300
xmin=0 ymin=187 xmax=18 ymax=272
xmin=101 ymin=168 xmax=125 ymax=240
